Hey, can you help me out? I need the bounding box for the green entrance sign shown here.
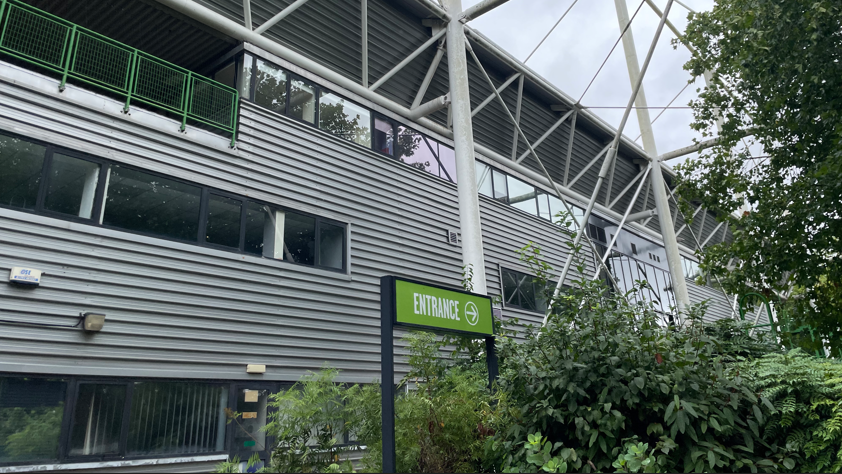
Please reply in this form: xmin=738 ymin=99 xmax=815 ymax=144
xmin=394 ymin=279 xmax=494 ymax=336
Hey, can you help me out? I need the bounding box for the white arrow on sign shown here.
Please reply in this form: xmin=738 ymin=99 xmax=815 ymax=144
xmin=464 ymin=301 xmax=479 ymax=326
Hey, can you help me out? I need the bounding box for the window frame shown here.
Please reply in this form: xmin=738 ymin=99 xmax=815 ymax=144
xmin=0 ymin=131 xmax=349 ymax=273
xmin=499 ymin=266 xmax=552 ymax=314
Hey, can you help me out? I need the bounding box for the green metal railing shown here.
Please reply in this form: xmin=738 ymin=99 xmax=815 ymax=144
xmin=739 ymin=292 xmax=835 ymax=358
xmin=0 ymin=0 xmax=238 ymax=146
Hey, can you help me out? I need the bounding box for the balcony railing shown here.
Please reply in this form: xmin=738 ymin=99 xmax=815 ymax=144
xmin=0 ymin=0 xmax=238 ymax=146
xmin=593 ymin=243 xmax=678 ymax=316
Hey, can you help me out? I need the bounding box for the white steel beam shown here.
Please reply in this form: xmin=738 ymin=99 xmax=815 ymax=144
xmin=614 ymin=0 xmax=689 ymax=311
xmin=567 ymin=144 xmax=611 ymax=188
xmin=562 ymin=111 xmax=578 ymax=184
xmin=515 ymin=109 xmax=576 ymax=163
xmin=408 ymin=94 xmax=450 ymax=120
xmin=243 ymin=0 xmax=252 ymax=30
xmin=471 ymin=73 xmax=521 ymax=117
xmin=369 ymin=28 xmax=447 ymax=92
xmin=254 ymin=0 xmax=311 ymax=35
xmin=509 ymin=74 xmax=524 ymax=160
xmin=459 ymin=0 xmax=513 ymax=22
xmin=627 ymin=208 xmax=657 ymax=222
xmin=608 ymin=167 xmax=647 ymax=209
xmin=674 ymin=203 xmax=703 ymax=236
xmin=411 ymin=41 xmax=446 ymax=109
xmin=701 ymin=221 xmax=725 ymax=247
xmin=444 ymin=0 xmax=487 ymax=294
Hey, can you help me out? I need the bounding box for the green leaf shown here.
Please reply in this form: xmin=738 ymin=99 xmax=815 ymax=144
xmin=752 ymin=404 xmax=764 ymax=425
xmin=633 ymin=377 xmax=645 ymax=390
xmin=708 ymin=450 xmax=716 ymax=469
xmin=664 ymin=400 xmax=676 ymax=421
xmin=783 ymin=458 xmax=795 ymax=470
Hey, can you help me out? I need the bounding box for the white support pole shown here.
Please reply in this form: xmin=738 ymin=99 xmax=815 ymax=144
xmin=627 ymin=208 xmax=657 ymax=222
xmin=459 ymin=0 xmax=513 ymax=21
xmin=471 ymin=73 xmax=520 ymax=117
xmin=509 ymin=75 xmax=524 ymax=160
xmin=562 ymin=111 xmax=577 ymax=184
xmin=411 ymin=41 xmax=446 ymax=109
xmin=361 ymin=0 xmax=368 ymax=87
xmin=567 ymin=144 xmax=611 ymax=188
xmin=701 ymin=221 xmax=725 ymax=247
xmin=515 ymin=109 xmax=576 ymax=163
xmin=243 ymin=0 xmax=252 ymax=30
xmin=614 ymin=0 xmax=689 ymax=311
xmin=254 ymin=0 xmax=311 ymax=35
xmin=607 ymin=167 xmax=647 ymax=209
xmin=408 ymin=94 xmax=451 ymax=120
xmin=444 ymin=0 xmax=486 ymax=295
xmin=369 ymin=28 xmax=447 ymax=92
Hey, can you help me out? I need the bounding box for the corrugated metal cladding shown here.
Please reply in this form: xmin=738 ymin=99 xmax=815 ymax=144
xmin=19 ymin=0 xmax=237 ymax=72
xmin=0 ymin=71 xmax=593 ymax=385
xmin=687 ymin=281 xmax=736 ymax=324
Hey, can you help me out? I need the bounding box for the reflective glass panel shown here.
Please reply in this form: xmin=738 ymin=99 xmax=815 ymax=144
xmin=254 ymin=59 xmax=287 ymax=114
xmin=491 ymin=169 xmax=508 ymax=203
xmin=438 ymin=144 xmax=456 ymax=183
xmin=501 ymin=269 xmax=519 ymax=308
xmin=69 ymin=384 xmax=126 ymax=456
xmin=233 ymin=388 xmax=269 ymax=454
xmin=373 ymin=118 xmax=394 ymax=155
xmin=127 ymin=382 xmax=226 ymax=455
xmin=244 ymin=201 xmax=270 ymax=256
xmin=507 ymin=175 xmax=537 ymax=215
xmin=206 ymin=194 xmax=242 ymax=248
xmin=319 ymin=221 xmax=344 ymax=270
xmin=238 ymin=54 xmax=253 ymax=100
xmin=0 ymin=134 xmax=46 ymax=210
xmin=103 ymin=167 xmax=202 ymax=242
xmin=44 ymin=154 xmax=100 ymax=219
xmin=319 ymin=93 xmax=370 ymax=146
xmin=475 ymin=162 xmax=493 ymax=197
xmin=0 ymin=377 xmax=65 ymax=463
xmin=395 ymin=127 xmax=438 ymax=176
xmin=284 ymin=212 xmax=315 ymax=265
xmin=289 ymin=79 xmax=316 ymax=124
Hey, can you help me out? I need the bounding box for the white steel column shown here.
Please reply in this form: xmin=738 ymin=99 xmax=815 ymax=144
xmin=614 ymin=0 xmax=689 ymax=310
xmin=444 ymin=0 xmax=487 ymax=295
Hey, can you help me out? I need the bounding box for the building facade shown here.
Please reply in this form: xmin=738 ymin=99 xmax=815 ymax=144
xmin=0 ymin=0 xmax=735 ymax=471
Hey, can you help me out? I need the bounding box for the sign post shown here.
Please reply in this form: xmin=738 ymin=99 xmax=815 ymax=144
xmin=380 ymin=276 xmax=497 ymax=473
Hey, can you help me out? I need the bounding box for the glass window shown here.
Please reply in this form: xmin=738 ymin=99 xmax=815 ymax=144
xmin=127 ymin=382 xmax=226 ymax=456
xmin=319 ymin=93 xmax=370 ymax=146
xmin=0 ymin=134 xmax=46 ymax=210
xmin=69 ymin=384 xmax=126 ymax=457
xmin=373 ymin=118 xmax=394 ymax=155
xmin=501 ymin=268 xmax=549 ymax=313
xmin=206 ymin=194 xmax=242 ymax=248
xmin=102 ymin=167 xmax=202 ymax=242
xmin=319 ymin=221 xmax=344 ymax=270
xmin=0 ymin=377 xmax=66 ymax=463
xmin=507 ymin=175 xmax=537 ymax=215
xmin=491 ymin=169 xmax=508 ymax=203
xmin=438 ymin=144 xmax=456 ymax=183
xmin=289 ymin=79 xmax=316 ymax=124
xmin=284 ymin=212 xmax=315 ymax=266
xmin=395 ymin=127 xmax=438 ymax=176
xmin=44 ymin=154 xmax=100 ymax=219
xmin=537 ymin=193 xmax=551 ymax=220
xmin=244 ymin=201 xmax=271 ymax=257
xmin=233 ymin=388 xmax=269 ymax=454
xmin=475 ymin=162 xmax=493 ymax=198
xmin=253 ymin=59 xmax=287 ymax=114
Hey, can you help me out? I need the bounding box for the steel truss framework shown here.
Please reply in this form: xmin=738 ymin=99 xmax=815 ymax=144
xmin=160 ymin=0 xmax=742 ymax=319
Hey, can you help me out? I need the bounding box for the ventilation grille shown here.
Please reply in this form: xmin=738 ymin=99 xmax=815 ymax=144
xmin=447 ymin=229 xmax=461 ymax=246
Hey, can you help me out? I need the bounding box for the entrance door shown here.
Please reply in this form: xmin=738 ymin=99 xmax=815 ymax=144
xmin=228 ymin=384 xmax=274 ymax=470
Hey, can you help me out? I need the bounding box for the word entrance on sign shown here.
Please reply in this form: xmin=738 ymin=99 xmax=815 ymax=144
xmin=413 ymin=293 xmax=461 ymax=321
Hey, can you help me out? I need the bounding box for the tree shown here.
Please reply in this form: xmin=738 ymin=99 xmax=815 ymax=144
xmin=675 ymin=0 xmax=841 ymax=353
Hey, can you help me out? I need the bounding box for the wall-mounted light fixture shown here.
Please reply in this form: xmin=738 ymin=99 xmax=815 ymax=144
xmin=81 ymin=312 xmax=106 ymax=332
xmin=246 ymin=364 xmax=266 ymax=374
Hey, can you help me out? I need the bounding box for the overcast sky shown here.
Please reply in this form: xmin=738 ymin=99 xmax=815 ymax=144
xmin=462 ymin=0 xmax=716 ymax=165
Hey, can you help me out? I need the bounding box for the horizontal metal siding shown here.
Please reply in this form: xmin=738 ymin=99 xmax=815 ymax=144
xmin=686 ymin=281 xmax=735 ymax=323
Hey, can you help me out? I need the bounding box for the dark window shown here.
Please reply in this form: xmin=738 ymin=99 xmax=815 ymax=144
xmin=476 ymin=161 xmax=493 ymax=197
xmin=588 ymin=224 xmax=606 ymax=243
xmin=501 ymin=268 xmax=549 ymax=313
xmin=373 ymin=118 xmax=394 ymax=155
xmin=205 ymin=194 xmax=242 ymax=248
xmin=320 ymin=93 xmax=370 ymax=146
xmin=244 ymin=201 xmax=271 ymax=256
xmin=0 ymin=133 xmax=46 ymax=210
xmin=283 ymin=212 xmax=315 ymax=266
xmin=0 ymin=377 xmax=66 ymax=463
xmin=289 ymin=79 xmax=316 ymax=124
xmin=319 ymin=221 xmax=345 ymax=270
xmin=233 ymin=388 xmax=269 ymax=455
xmin=102 ymin=167 xmax=202 ymax=242
xmin=491 ymin=169 xmax=507 ymax=203
xmin=253 ymin=59 xmax=287 ymax=114
xmin=631 ymin=243 xmax=638 ymax=255
xmin=127 ymin=382 xmax=226 ymax=456
xmin=44 ymin=154 xmax=100 ymax=219
xmin=506 ymin=175 xmax=537 ymax=215
xmin=68 ymin=384 xmax=126 ymax=457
